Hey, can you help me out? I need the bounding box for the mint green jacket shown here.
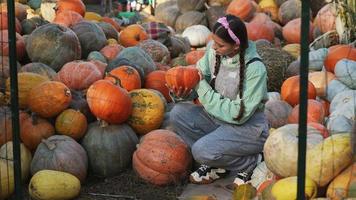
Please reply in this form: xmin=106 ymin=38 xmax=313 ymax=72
xmin=194 ymin=41 xmax=268 ymax=125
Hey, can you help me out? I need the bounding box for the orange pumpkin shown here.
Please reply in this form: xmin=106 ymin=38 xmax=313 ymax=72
xmin=226 ymin=0 xmax=256 ymax=21
xmin=318 ymin=98 xmax=330 ymax=117
xmin=308 ymin=122 xmax=329 ymax=138
xmin=20 ymin=112 xmax=55 ymax=151
xmin=119 ymin=24 xmax=149 ymax=47
xmin=287 ymin=99 xmax=325 ymax=124
xmin=246 ymin=21 xmax=275 ymax=42
xmin=314 ymin=4 xmax=337 ymax=34
xmin=53 ymin=10 xmax=83 ymax=27
xmin=132 ymin=129 xmax=192 ymax=185
xmin=55 ymin=109 xmax=87 ymax=140
xmin=99 ymin=44 xmax=124 ymax=61
xmin=0 ymin=12 xmax=22 ymax=33
xmin=56 ymin=0 xmax=86 ymax=17
xmin=0 ymin=2 xmax=27 ymax=21
xmin=145 ymin=70 xmax=171 ymax=102
xmin=308 ymin=71 xmax=335 ymax=97
xmin=28 ymin=81 xmax=72 ymax=118
xmin=165 ymin=66 xmax=200 ymax=90
xmin=101 ymin=17 xmax=121 ymax=32
xmin=324 ymin=45 xmax=356 ymax=73
xmin=0 ymin=106 xmax=12 ymax=147
xmin=282 ymin=18 xmax=313 ymax=44
xmin=185 ymin=50 xmax=206 ymax=65
xmin=88 ymin=59 xmax=107 ymax=77
xmin=281 ymin=75 xmax=317 ymax=107
xmin=86 ymin=80 xmax=132 ymax=124
xmin=57 ymin=60 xmax=103 ymax=90
xmin=105 ymin=66 xmax=141 ymax=92
xmin=0 ymin=30 xmax=25 ymax=60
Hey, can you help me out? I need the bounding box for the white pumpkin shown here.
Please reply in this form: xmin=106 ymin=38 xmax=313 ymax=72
xmin=267 ymin=92 xmax=281 ymax=101
xmin=40 ymin=2 xmax=56 ymax=22
xmin=327 ymin=114 xmax=353 ymax=135
xmin=182 ymin=25 xmax=211 ymax=47
xmin=326 ymin=79 xmax=351 ymax=102
xmin=264 ymin=124 xmax=324 ymax=178
xmin=334 ymin=59 xmax=356 ymax=89
xmin=297 ymin=47 xmax=328 ymax=71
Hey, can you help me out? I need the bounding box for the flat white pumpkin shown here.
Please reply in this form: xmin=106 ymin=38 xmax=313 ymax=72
xmin=182 ymin=25 xmax=211 ymax=47
xmin=334 ymin=59 xmax=356 ymax=89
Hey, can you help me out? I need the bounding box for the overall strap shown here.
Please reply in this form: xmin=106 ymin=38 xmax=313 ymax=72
xmin=246 ymin=57 xmax=263 ymax=66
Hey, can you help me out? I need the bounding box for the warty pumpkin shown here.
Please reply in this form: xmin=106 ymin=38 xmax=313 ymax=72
xmin=105 ymin=66 xmax=141 ymax=92
xmin=119 ymin=24 xmax=149 ymax=47
xmin=165 ymin=66 xmax=200 ymax=91
xmin=55 ymin=109 xmax=88 ymax=140
xmin=136 ymin=39 xmax=171 ymax=64
xmin=281 ymin=75 xmax=317 ymax=106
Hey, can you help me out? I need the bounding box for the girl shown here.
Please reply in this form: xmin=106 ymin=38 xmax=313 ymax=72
xmin=164 ymin=14 xmax=269 ymax=185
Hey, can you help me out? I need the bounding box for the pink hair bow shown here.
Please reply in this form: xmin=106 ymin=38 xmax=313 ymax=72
xmin=217 ymin=17 xmax=241 ymax=45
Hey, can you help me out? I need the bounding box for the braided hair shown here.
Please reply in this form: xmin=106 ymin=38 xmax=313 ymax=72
xmin=211 ymin=15 xmax=249 ymax=121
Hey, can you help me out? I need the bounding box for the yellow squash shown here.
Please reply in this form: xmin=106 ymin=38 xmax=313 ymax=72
xmin=271 ymin=176 xmax=317 ymax=200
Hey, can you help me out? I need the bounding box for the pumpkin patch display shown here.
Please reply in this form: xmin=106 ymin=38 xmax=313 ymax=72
xmin=281 ymin=75 xmax=317 ymax=106
xmin=165 ymin=66 xmax=200 ymax=91
xmin=53 ymin=10 xmax=83 ymax=27
xmin=282 ymin=18 xmax=314 ymax=44
xmin=181 ymin=25 xmax=211 ymax=47
xmin=96 ymin=22 xmax=119 ymax=41
xmin=119 ymin=24 xmax=149 ymax=47
xmin=86 ymin=80 xmax=132 ymax=124
xmin=246 ymin=21 xmax=275 ymax=42
xmin=0 ymin=30 xmax=26 ymax=61
xmin=128 ymin=89 xmax=165 ymax=135
xmin=185 ymin=50 xmax=206 ymax=65
xmin=287 ymin=99 xmax=326 ymax=124
xmin=136 ymin=39 xmax=171 ymax=64
xmin=145 ymin=70 xmax=172 ymax=102
xmin=55 ymin=109 xmax=87 ymax=140
xmin=31 ymin=135 xmax=88 ymax=182
xmin=226 ymin=0 xmax=255 ymax=21
xmin=133 ymin=129 xmax=192 ymax=185
xmin=314 ymin=3 xmax=337 ymax=34
xmin=334 ymin=59 xmax=356 ymax=89
xmin=99 ymin=44 xmax=124 ymax=61
xmin=20 ymin=62 xmax=57 ymax=80
xmin=264 ymin=100 xmax=292 ymax=128
xmin=56 ymin=0 xmax=86 ymax=17
xmin=324 ymin=45 xmax=356 ymax=73
xmin=308 ymin=71 xmax=335 ymax=97
xmin=105 ymin=66 xmax=141 ymax=92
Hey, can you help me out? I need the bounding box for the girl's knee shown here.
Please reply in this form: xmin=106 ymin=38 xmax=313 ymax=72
xmin=191 ymin=141 xmax=221 ymax=166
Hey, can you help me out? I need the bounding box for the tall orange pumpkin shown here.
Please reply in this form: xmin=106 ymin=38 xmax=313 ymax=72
xmin=324 ymin=45 xmax=356 ymax=73
xmin=185 ymin=50 xmax=206 ymax=65
xmin=165 ymin=66 xmax=200 ymax=90
xmin=282 ymin=18 xmax=313 ymax=44
xmin=132 ymin=129 xmax=192 ymax=185
xmin=119 ymin=24 xmax=148 ymax=47
xmin=86 ymin=80 xmax=132 ymax=124
xmin=105 ymin=66 xmax=141 ymax=92
xmin=145 ymin=70 xmax=171 ymax=102
xmin=53 ymin=10 xmax=83 ymax=27
xmin=226 ymin=0 xmax=256 ymax=21
xmin=281 ymin=75 xmax=317 ymax=107
xmin=56 ymin=0 xmax=86 ymax=17
xmin=287 ymin=99 xmax=326 ymax=124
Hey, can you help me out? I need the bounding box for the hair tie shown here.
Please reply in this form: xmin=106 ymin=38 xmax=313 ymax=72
xmin=217 ymin=17 xmax=240 ymax=45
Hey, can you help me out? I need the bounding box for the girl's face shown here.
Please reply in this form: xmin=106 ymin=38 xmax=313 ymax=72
xmin=211 ymin=34 xmax=239 ymax=57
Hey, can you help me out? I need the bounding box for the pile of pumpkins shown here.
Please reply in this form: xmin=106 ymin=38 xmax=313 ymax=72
xmin=0 ymin=0 xmax=355 ymax=199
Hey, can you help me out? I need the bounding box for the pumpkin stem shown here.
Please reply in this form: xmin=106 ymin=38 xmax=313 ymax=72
xmin=41 ymin=139 xmax=56 ymax=151
xmin=106 ymin=72 xmax=123 ymax=87
xmin=64 ymin=88 xmax=71 ymax=97
xmin=98 ymin=119 xmax=109 ymax=128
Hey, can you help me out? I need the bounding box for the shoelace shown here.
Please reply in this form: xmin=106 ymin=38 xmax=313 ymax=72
xmin=198 ymin=165 xmax=210 ymax=172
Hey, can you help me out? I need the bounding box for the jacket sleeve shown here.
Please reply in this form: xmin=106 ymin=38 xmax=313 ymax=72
xmin=194 ymin=62 xmax=267 ymax=124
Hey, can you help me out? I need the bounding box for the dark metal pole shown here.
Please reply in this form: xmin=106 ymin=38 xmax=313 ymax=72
xmin=6 ymin=0 xmax=23 ymax=198
xmin=297 ymin=0 xmax=311 ymax=199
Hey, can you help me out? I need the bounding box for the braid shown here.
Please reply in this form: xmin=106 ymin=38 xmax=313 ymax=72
xmin=210 ymin=54 xmax=221 ymax=89
xmin=234 ymin=49 xmax=246 ymax=121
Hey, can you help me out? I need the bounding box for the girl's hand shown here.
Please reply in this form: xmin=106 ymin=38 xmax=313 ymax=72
xmin=166 ymin=84 xmax=192 ymax=99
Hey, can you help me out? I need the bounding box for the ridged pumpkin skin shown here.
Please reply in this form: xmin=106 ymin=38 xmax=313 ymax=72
xmin=327 ymin=164 xmax=355 ymax=200
xmin=144 ymin=70 xmax=172 ymax=102
xmin=5 ymin=72 xmax=49 ymax=109
xmin=57 ymin=60 xmax=103 ymax=90
xmin=128 ymin=89 xmax=165 ymax=135
xmin=20 ymin=112 xmax=55 ymax=151
xmin=324 ymin=45 xmax=356 ymax=73
xmin=20 ymin=62 xmax=57 ymax=80
xmin=31 ymin=135 xmax=88 ymax=182
xmin=105 ymin=66 xmax=141 ymax=92
xmin=81 ymin=122 xmax=139 ymax=177
xmin=0 ymin=159 xmax=15 ymax=199
xmin=56 ymin=0 xmax=86 ymax=16
xmin=314 ymin=4 xmax=337 ymax=34
xmin=287 ymin=99 xmax=326 ymax=124
xmin=278 ymin=0 xmax=302 ymax=25
xmin=165 ymin=66 xmax=200 ymax=90
xmin=226 ymin=0 xmax=255 ymax=21
xmin=86 ymin=80 xmax=132 ymax=124
xmin=0 ymin=107 xmax=12 ymax=146
xmin=185 ymin=50 xmax=206 ymax=65
xmin=53 ymin=10 xmax=83 ymax=27
xmin=119 ymin=24 xmax=149 ymax=47
xmin=55 ymin=109 xmax=88 ymax=140
xmin=282 ymin=18 xmax=313 ymax=44
xmin=26 ymin=23 xmax=81 ymax=72
xmin=29 ymin=170 xmax=81 ymax=200
xmin=133 ymin=129 xmax=192 ymax=185
xmin=28 ymin=81 xmax=72 ymax=118
xmin=281 ymin=75 xmax=317 ymax=107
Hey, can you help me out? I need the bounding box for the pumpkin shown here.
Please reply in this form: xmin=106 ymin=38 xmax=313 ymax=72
xmin=20 ymin=15 xmax=47 ymax=35
xmin=0 ymin=159 xmax=15 ymax=199
xmin=0 ymin=30 xmax=26 ymax=61
xmin=271 ymin=176 xmax=318 ymax=199
xmin=119 ymin=24 xmax=148 ymax=47
xmin=302 ymin=48 xmax=329 ymax=71
xmin=87 ymin=51 xmax=107 ymax=64
xmin=308 ymin=122 xmax=329 ymax=138
xmin=101 ymin=17 xmax=121 ymax=32
xmin=53 ymin=10 xmax=83 ymax=27
xmin=40 ymin=0 xmax=57 ymax=22
xmin=84 ymin=11 xmax=102 ymax=21
xmin=282 ymin=43 xmax=300 ymax=58
xmin=258 ymin=0 xmax=279 ymax=22
xmin=233 ymin=184 xmax=257 ymax=199
xmin=55 ymin=109 xmax=87 ymax=140
xmin=0 ymin=107 xmax=12 ymax=146
xmin=88 ymin=60 xmax=107 ymax=77
xmin=20 ymin=112 xmax=55 ymax=151
xmin=0 ymin=2 xmax=27 ymax=21
xmin=29 ymin=170 xmax=81 ymax=200
xmin=0 ymin=57 xmax=20 ymax=86
xmin=182 ymin=25 xmax=211 ymax=47
xmin=327 ymin=164 xmax=356 ymax=200
xmin=324 ymin=45 xmax=356 ymax=73
xmin=264 ymin=124 xmax=323 ymax=178
xmin=136 ymin=39 xmax=171 ymax=64
xmin=280 ymin=75 xmax=317 ymax=106
xmin=330 ymin=90 xmax=356 ymax=115
xmin=206 ymin=6 xmax=226 ymax=30
xmin=314 ymin=3 xmax=337 ymax=34
xmin=282 ymin=18 xmax=314 ymax=44
xmin=96 ymin=22 xmax=119 ymax=40
xmin=25 ymin=23 xmax=81 ymax=71
xmin=145 ymin=70 xmax=171 ymax=102
xmin=246 ymin=21 xmax=275 ymax=42
xmin=56 ymin=0 xmax=86 ymax=16
xmin=264 ymin=100 xmax=292 ymax=128
xmin=28 ymin=81 xmax=72 ymax=118
xmin=306 ymin=134 xmax=352 ymax=186
xmin=69 ymin=90 xmax=96 ymax=123
xmin=31 ymin=135 xmax=88 ymax=182
xmin=99 ymin=44 xmax=123 ymax=62
xmin=128 ymin=89 xmax=165 ymax=135
xmin=57 ymin=60 xmax=103 ymax=90
xmin=278 ymin=0 xmax=303 ymax=25
xmin=166 ymin=66 xmax=200 ymax=91
xmin=177 ymin=0 xmax=205 ymax=13
xmin=20 ymin=62 xmax=57 ymax=80
xmin=226 ymin=0 xmax=255 ymax=21
xmin=169 ymin=36 xmax=191 ymax=58
xmin=334 ymin=59 xmax=356 ymax=89
xmin=86 ymin=80 xmax=132 ymax=124
xmin=175 ymin=11 xmax=208 ymax=33
xmin=107 ymin=38 xmax=117 ymax=45
xmin=105 ymin=66 xmax=141 ymax=92
xmin=267 ymin=92 xmax=281 ymax=101
xmin=81 ymin=121 xmax=138 ymax=177
xmin=155 ymin=2 xmax=181 ymax=28
xmin=287 ymin=99 xmax=326 ymax=124
xmin=318 ymin=98 xmax=330 ymax=117
xmin=326 ymin=79 xmax=351 ymax=102
xmin=132 ymin=129 xmax=192 ymax=185
xmin=327 ymin=114 xmax=353 ymax=135
xmin=185 ymin=50 xmax=206 ymax=65
xmin=0 ymin=13 xmax=22 ymax=33
xmin=71 ymin=21 xmax=107 ymax=58
xmin=308 ymin=71 xmax=336 ymax=97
